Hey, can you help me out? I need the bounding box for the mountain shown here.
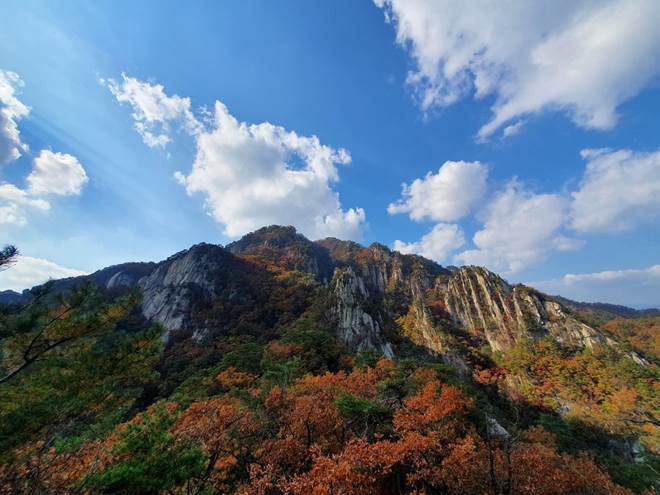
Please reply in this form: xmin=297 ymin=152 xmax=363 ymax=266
xmin=551 ymin=296 xmax=660 ymax=324
xmin=7 ymin=225 xmax=653 ymax=363
xmin=0 ymin=261 xmax=156 ymax=304
xmin=0 ymin=290 xmax=23 ymax=304
xmin=2 ymin=226 xmax=658 ymax=493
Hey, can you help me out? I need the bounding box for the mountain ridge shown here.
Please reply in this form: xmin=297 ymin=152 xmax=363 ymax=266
xmin=2 ymin=225 xmax=658 ymax=492
xmin=2 ymin=226 xmax=655 ymax=370
xmin=2 ymin=225 xmax=657 ymax=319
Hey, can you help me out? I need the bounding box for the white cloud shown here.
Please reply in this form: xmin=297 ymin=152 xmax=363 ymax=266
xmin=105 ymin=73 xmax=201 ymax=147
xmin=107 ymin=74 xmax=366 ymax=240
xmin=388 ymin=160 xmax=487 ymax=221
xmin=571 ymin=148 xmax=660 ymax=232
xmin=393 ymin=223 xmax=464 ymax=262
xmin=502 ymin=121 xmax=524 ymax=138
xmin=0 ymin=70 xmax=90 ymax=226
xmin=455 ymin=181 xmax=581 ymax=274
xmin=532 ymin=265 xmax=660 ymax=309
xmin=0 ymin=69 xmax=30 ymax=164
xmin=0 ymin=183 xmax=50 ymax=225
xmin=389 ymin=146 xmax=659 ymax=274
xmin=375 ymin=0 xmax=660 ymax=139
xmin=0 ymin=150 xmax=87 ymax=225
xmin=27 ymin=150 xmax=88 ymax=196
xmin=176 ymin=100 xmax=365 ymax=240
xmin=0 ymin=255 xmax=87 ymax=292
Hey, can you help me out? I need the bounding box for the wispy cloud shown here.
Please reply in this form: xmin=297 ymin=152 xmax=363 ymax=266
xmin=0 ymin=255 xmax=87 ymax=292
xmin=532 ymin=265 xmax=660 ymax=309
xmin=375 ymin=0 xmax=660 ymax=139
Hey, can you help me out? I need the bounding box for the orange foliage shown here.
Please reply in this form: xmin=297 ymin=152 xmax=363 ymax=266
xmin=216 ymin=367 xmax=258 ymax=390
xmin=3 ymin=360 xmax=632 ymax=495
xmin=267 ymin=341 xmax=304 ymax=361
xmin=509 ymin=442 xmax=629 ymax=495
xmin=174 ymin=398 xmax=259 ymax=491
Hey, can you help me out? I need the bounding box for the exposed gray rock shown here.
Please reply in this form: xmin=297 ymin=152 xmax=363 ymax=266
xmin=330 ymin=266 xmax=393 ymax=358
xmin=139 ymin=243 xmax=224 ymax=338
xmin=443 ymin=266 xmax=616 ymax=353
xmin=106 ymin=270 xmax=140 ymax=289
xmin=487 ymin=416 xmax=510 ymax=439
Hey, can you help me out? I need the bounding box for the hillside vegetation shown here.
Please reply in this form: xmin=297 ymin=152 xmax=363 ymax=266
xmin=0 ymin=229 xmax=657 ymax=494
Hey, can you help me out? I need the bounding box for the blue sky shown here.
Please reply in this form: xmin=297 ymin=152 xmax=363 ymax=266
xmin=1 ymin=0 xmax=659 ymax=307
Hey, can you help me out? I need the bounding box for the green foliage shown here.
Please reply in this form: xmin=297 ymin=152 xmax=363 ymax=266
xmin=354 ymin=348 xmax=382 ymax=368
xmin=335 ymin=393 xmax=392 ymax=436
xmin=85 ymin=403 xmax=205 ymax=495
xmin=0 ymin=285 xmax=163 ymax=458
xmin=219 ymin=341 xmax=265 ymax=375
xmin=0 ymin=244 xmax=17 ymax=270
xmin=167 ymin=368 xmax=221 ymax=408
xmin=262 ymin=356 xmax=302 ymax=388
xmin=607 ymin=453 xmax=660 ymax=494
xmin=534 ymin=413 xmax=591 ymax=454
xmin=0 ymin=283 xmax=139 ymax=382
xmin=281 ymin=327 xmax=344 ymax=373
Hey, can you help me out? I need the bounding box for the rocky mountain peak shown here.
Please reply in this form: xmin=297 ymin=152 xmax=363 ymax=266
xmin=225 ymin=225 xmax=304 ymax=254
xmin=5 ymin=226 xmax=652 ymax=367
xmin=225 ymin=225 xmax=331 ymax=279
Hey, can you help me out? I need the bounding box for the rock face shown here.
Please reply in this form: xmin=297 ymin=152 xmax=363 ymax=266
xmin=139 ymin=243 xmax=227 ymax=337
xmin=11 ymin=225 xmax=649 ymax=362
xmin=330 ymin=267 xmax=393 ymax=357
xmin=443 ymin=266 xmax=610 ymax=352
xmin=319 ymin=240 xmax=449 ymax=358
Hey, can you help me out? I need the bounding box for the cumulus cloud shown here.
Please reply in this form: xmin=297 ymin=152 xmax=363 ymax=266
xmin=0 ymin=151 xmax=87 ymax=226
xmin=571 ymin=148 xmax=660 ymax=232
xmin=0 ymin=255 xmax=87 ymax=292
xmin=375 ymin=0 xmax=660 ymax=139
xmin=393 ymin=223 xmax=464 ymax=262
xmin=0 ymin=184 xmax=50 ymax=225
xmin=455 ymin=181 xmax=581 ymax=274
xmin=388 ymin=160 xmax=487 ymax=222
xmin=176 ymin=101 xmax=365 ymax=240
xmin=388 ymin=146 xmax=659 ymax=273
xmin=105 ymin=73 xmax=201 ymax=147
xmin=27 ymin=150 xmax=88 ymax=196
xmin=107 ymin=74 xmax=367 ymax=240
xmin=0 ymin=70 xmax=90 ymax=226
xmin=0 ymin=69 xmax=30 ymax=164
xmin=532 ymin=265 xmax=660 ymax=309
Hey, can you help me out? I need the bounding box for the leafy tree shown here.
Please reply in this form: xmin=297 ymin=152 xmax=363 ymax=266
xmin=0 ymin=283 xmax=139 ymax=384
xmin=0 ymin=284 xmax=164 ymax=492
xmin=85 ymin=403 xmax=205 ymax=495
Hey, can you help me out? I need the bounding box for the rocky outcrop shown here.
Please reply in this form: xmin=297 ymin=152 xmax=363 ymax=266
xmin=327 ymin=241 xmax=447 ymax=296
xmin=9 ymin=226 xmax=652 ymax=364
xmin=443 ymin=266 xmax=613 ymax=352
xmin=330 ymin=267 xmax=393 ymax=357
xmin=139 ymin=243 xmax=227 ymax=338
xmin=106 ymin=270 xmax=141 ymax=289
xmin=320 ymin=241 xmax=451 ymax=357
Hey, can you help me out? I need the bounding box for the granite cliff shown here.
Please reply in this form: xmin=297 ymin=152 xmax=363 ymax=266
xmin=9 ymin=225 xmax=648 ymax=367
